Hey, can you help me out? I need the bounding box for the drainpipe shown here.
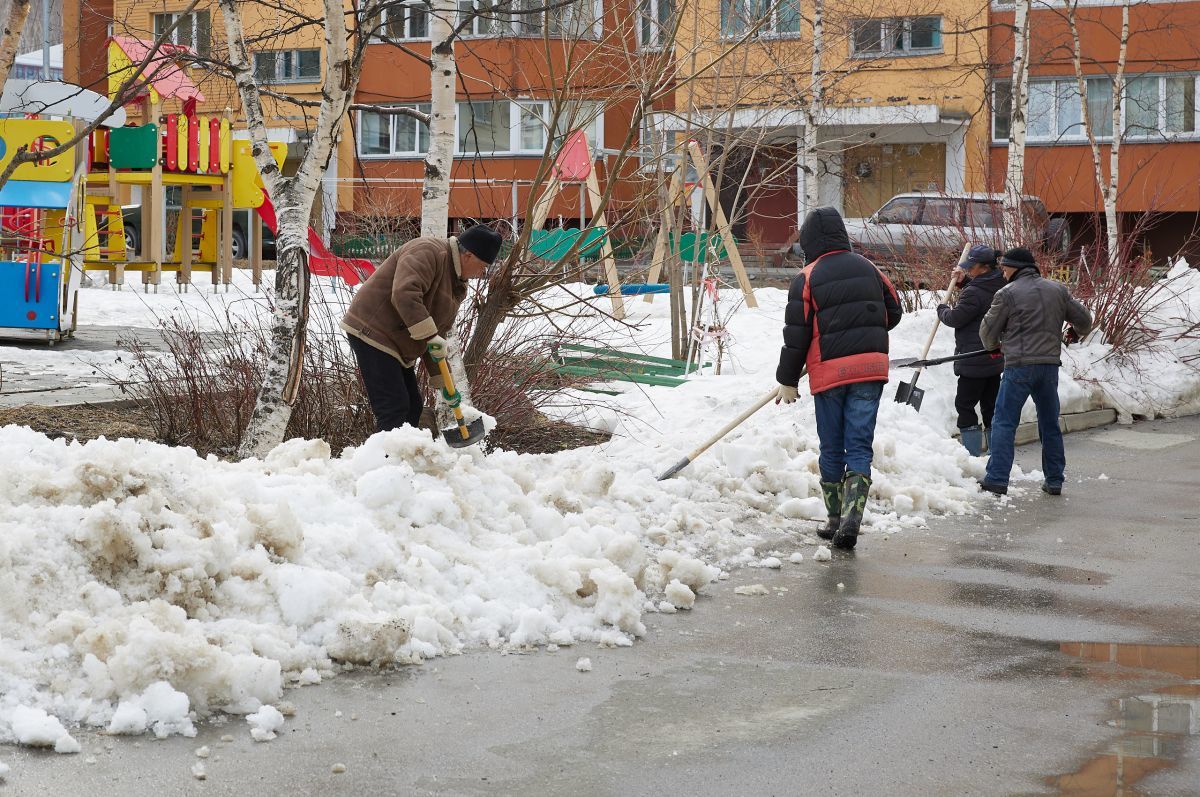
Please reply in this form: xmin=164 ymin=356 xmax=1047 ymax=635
xmin=42 ymin=0 xmax=50 ymax=79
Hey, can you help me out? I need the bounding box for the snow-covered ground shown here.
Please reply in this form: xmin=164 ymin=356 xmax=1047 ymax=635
xmin=1 ymin=263 xmax=1198 ymax=759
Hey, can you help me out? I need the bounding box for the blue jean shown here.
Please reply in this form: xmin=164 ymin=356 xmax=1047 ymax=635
xmin=814 ymin=381 xmax=885 ymax=483
xmin=984 ymin=364 xmax=1066 ymax=487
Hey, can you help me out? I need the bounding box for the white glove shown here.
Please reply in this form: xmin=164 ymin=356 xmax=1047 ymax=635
xmin=426 ymin=335 xmax=449 ymax=359
xmin=776 ymin=384 xmax=799 ymax=404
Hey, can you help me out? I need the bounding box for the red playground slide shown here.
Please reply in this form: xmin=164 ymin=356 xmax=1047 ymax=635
xmin=253 ymin=190 xmax=375 ymax=286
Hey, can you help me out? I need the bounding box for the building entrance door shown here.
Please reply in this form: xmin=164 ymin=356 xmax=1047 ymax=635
xmin=842 ymin=143 xmax=946 ymax=218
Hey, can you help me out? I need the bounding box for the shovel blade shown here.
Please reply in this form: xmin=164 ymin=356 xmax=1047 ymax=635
xmin=441 ymin=416 xmax=488 ymax=449
xmin=894 ymin=380 xmax=925 ymax=411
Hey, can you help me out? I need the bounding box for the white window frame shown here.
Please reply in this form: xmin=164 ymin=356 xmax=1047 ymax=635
xmin=379 ymin=1 xmax=431 ymax=40
xmin=637 ymin=0 xmax=674 ymax=49
xmin=356 ymin=104 xmax=432 ymax=158
xmin=457 ymin=0 xmax=602 ymax=38
xmin=720 ymin=0 xmax=802 ymax=39
xmin=153 ymin=11 xmax=210 ymax=54
xmin=452 ymin=100 xmax=605 ymax=156
xmin=1122 ymin=74 xmax=1199 ymax=140
xmin=253 ymin=49 xmax=321 ymax=84
xmin=850 ymin=16 xmax=942 ymax=58
xmin=992 ymin=74 xmax=1200 ymax=143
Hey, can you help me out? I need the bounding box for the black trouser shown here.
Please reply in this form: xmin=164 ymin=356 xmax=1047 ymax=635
xmin=955 ymin=374 xmax=1001 ymax=429
xmin=347 ymin=335 xmax=423 ymax=433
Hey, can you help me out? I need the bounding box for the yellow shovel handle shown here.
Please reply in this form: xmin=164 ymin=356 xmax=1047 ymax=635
xmin=434 ymin=356 xmax=470 ymax=439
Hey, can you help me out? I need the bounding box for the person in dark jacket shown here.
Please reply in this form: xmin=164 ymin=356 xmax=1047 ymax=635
xmin=978 ymin=247 xmax=1093 ymax=496
xmin=776 ymin=207 xmax=903 ymax=550
xmin=935 ymin=244 xmax=1006 ymax=456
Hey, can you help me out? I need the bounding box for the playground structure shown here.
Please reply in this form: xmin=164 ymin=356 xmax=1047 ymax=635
xmin=0 ymin=117 xmax=87 ymax=343
xmin=80 ymin=36 xmax=373 ymax=292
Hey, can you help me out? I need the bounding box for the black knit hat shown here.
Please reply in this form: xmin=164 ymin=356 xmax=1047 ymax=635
xmin=457 ymin=225 xmax=503 ymax=265
xmin=999 ymin=246 xmax=1038 ymax=271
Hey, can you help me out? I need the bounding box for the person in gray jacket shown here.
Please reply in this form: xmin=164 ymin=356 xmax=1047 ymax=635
xmin=978 ymin=247 xmax=1093 ymax=496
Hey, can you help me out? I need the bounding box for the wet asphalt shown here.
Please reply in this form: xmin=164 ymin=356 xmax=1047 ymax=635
xmin=3 ymin=416 xmax=1198 ymax=796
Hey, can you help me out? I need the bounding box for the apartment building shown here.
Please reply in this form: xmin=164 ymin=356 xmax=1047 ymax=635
xmin=348 ymin=0 xmax=658 ymax=234
xmin=660 ymin=0 xmax=992 ymax=246
xmin=989 ymin=0 xmax=1200 ymax=263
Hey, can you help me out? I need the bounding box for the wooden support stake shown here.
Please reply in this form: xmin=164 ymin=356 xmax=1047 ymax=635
xmin=221 ymin=173 xmax=234 ymax=290
xmin=585 ymin=168 xmax=624 ymax=320
xmin=687 ymin=139 xmax=756 ymax=309
xmin=530 ymin=173 xmax=560 ymax=231
xmin=645 ymin=165 xmax=686 ymax=303
xmin=179 ymin=185 xmax=192 ymax=289
xmin=148 ymin=100 xmax=164 ymax=292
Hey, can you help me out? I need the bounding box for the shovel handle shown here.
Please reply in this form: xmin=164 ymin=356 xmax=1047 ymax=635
xmin=430 ymin=346 xmax=470 ymax=440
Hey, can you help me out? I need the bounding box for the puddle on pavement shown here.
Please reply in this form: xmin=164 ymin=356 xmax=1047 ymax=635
xmin=1038 ymin=642 xmax=1199 ymax=796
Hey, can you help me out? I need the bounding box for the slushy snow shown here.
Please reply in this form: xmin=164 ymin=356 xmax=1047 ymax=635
xmin=1 ymin=265 xmax=1197 ymax=747
xmin=247 ymin=705 xmax=285 ymax=742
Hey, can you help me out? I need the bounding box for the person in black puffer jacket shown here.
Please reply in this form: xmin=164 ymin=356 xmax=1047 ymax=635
xmin=936 ymin=244 xmax=1006 ymax=456
xmin=775 ymin=207 xmax=903 ymax=551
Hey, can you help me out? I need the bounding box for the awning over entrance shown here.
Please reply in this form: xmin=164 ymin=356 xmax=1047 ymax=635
xmin=654 ymin=103 xmax=969 ymax=134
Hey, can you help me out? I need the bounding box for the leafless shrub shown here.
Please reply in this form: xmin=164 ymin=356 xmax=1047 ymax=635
xmin=106 ymin=285 xmax=612 ymax=458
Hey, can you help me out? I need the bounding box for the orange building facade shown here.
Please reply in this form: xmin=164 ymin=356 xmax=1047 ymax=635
xmin=347 ymin=2 xmax=661 ymax=234
xmin=989 ymin=0 xmax=1200 ymax=262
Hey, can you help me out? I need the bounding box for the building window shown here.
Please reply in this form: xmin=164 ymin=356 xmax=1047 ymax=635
xmin=638 ymin=0 xmax=675 ymax=49
xmin=153 ymin=10 xmax=211 ymax=57
xmin=382 ymin=1 xmax=429 ymax=39
xmin=450 ymin=100 xmax=605 ymax=155
xmin=720 ymin=0 xmax=801 ymax=38
xmin=253 ymin=50 xmax=321 ymax=84
xmin=850 ymin=16 xmax=941 ymax=56
xmin=357 ymin=104 xmax=431 ymax=157
xmin=985 ymin=76 xmax=1199 ymax=142
xmin=456 ymin=0 xmax=600 ymax=37
xmin=1125 ymin=75 xmax=1197 ymax=137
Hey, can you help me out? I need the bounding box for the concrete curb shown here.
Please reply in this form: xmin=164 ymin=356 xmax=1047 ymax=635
xmin=1015 ymin=408 xmax=1119 ymax=446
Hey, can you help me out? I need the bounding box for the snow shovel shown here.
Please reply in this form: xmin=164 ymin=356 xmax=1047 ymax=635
xmin=657 ymin=372 xmax=805 ymax=481
xmin=429 ymin=344 xmax=487 ymax=449
xmin=890 ymin=349 xmax=993 ymax=369
xmin=893 ymin=246 xmax=969 ymax=412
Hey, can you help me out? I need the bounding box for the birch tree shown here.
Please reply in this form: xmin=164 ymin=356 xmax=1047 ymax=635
xmin=0 ymin=0 xmax=32 ymax=91
xmin=219 ymin=0 xmax=384 ymax=458
xmin=799 ymin=0 xmax=823 ymax=215
xmin=1066 ymin=0 xmax=1130 ymax=268
xmin=1003 ymin=0 xmax=1033 ymax=245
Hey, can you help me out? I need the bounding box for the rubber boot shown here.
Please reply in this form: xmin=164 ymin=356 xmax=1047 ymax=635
xmin=834 ymin=472 xmax=871 ymax=550
xmin=959 ymin=425 xmax=983 ymax=457
xmin=817 ymin=480 xmax=842 ymax=541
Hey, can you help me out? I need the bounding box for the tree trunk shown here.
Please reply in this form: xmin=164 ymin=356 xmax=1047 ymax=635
xmin=423 ymin=0 xmax=473 ymax=415
xmin=221 ymin=0 xmax=369 ymax=458
xmin=800 ymin=0 xmax=823 ymax=216
xmin=1066 ymin=0 xmax=1127 ymax=268
xmin=0 ymin=0 xmax=32 ymax=92
xmin=1004 ymin=0 xmax=1033 ymax=245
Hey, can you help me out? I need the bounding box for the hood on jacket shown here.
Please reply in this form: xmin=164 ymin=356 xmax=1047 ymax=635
xmin=798 ymin=207 xmax=852 ymax=264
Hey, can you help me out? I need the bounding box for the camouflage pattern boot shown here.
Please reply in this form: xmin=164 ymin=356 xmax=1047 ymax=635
xmin=817 ymin=480 xmax=843 ymax=541
xmin=833 ymin=472 xmax=872 ymax=550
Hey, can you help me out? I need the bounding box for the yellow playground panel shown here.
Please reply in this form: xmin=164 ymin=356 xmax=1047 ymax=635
xmin=82 ymin=36 xmax=286 ymax=291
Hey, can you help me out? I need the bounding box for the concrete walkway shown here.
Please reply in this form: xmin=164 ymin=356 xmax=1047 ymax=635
xmin=3 ymin=416 xmax=1197 ymax=796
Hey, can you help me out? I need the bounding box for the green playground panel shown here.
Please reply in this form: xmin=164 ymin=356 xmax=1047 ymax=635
xmin=529 ymin=227 xmax=609 ymax=260
xmin=559 ymin=343 xmax=692 ymax=370
xmin=553 ymin=365 xmax=686 ymax=388
xmin=669 ymin=231 xmax=730 ymax=262
xmin=108 ymin=124 xmax=159 ymax=169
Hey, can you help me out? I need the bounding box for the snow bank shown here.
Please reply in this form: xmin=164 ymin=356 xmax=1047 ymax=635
xmin=2 ymin=264 xmax=1196 ymax=749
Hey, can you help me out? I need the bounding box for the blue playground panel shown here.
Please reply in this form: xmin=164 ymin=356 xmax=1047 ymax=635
xmin=0 ymin=260 xmax=63 ymax=330
xmin=593 ymin=283 xmax=670 ymax=296
xmin=0 ymin=180 xmax=72 ymax=210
